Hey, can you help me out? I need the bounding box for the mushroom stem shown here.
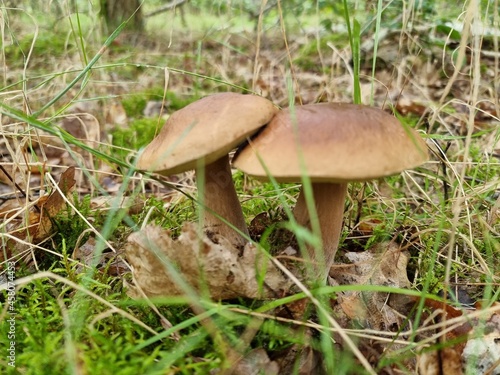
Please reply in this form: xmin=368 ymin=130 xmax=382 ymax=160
xmin=199 ymin=154 xmax=249 ymax=249
xmin=293 ymin=182 xmax=347 ymax=277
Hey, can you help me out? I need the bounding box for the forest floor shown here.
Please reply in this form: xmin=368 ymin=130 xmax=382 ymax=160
xmin=0 ymin=2 xmax=499 ymax=374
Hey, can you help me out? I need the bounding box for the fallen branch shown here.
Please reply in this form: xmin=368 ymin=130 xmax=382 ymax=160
xmin=145 ymin=0 xmax=188 ymax=18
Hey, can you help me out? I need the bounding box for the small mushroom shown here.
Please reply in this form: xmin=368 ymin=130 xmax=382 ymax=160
xmin=233 ymin=103 xmax=428 ymax=278
xmin=137 ymin=92 xmax=278 ymax=249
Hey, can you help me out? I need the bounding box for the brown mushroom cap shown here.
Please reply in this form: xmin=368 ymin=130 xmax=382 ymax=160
xmin=233 ymin=103 xmax=428 ymax=182
xmin=137 ymin=92 xmax=278 ymax=174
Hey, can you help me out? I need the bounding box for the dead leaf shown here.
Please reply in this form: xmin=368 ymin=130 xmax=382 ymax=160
xmin=3 ymin=166 xmax=76 ymax=263
xmin=415 ymin=301 xmax=500 ymax=375
xmin=356 ymin=218 xmax=383 ymax=236
xmin=71 ymin=236 xmax=127 ymax=276
xmin=395 ymin=96 xmax=428 ymax=117
xmin=330 ymin=241 xmax=410 ymax=330
xmin=418 ymin=347 xmax=464 ymax=375
xmin=227 ymin=348 xmax=279 ymax=375
xmin=125 ymin=222 xmax=292 ymax=300
xmin=33 ymin=166 xmax=76 ymax=242
xmin=273 ymin=331 xmax=326 ymax=375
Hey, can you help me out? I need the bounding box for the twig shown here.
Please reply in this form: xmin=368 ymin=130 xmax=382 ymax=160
xmin=145 ymin=0 xmax=188 ymax=18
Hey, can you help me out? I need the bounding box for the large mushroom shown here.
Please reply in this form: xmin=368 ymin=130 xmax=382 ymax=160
xmin=233 ymin=103 xmax=428 ymax=278
xmin=137 ymin=92 xmax=277 ymax=249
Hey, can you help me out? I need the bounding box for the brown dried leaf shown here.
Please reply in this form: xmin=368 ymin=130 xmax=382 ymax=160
xmin=356 ymin=218 xmax=383 ymax=236
xmin=395 ymin=96 xmax=428 ymax=117
xmin=71 ymin=236 xmax=127 ymax=276
xmin=3 ymin=167 xmax=76 ymax=262
xmin=417 ymin=350 xmax=443 ymax=375
xmin=228 ymin=348 xmax=279 ymax=375
xmin=33 ymin=166 xmax=76 ymax=242
xmin=413 ymin=299 xmax=499 ymax=374
xmin=274 ymin=331 xmax=326 ymax=375
xmin=330 ymin=241 xmax=410 ymax=330
xmin=417 ymin=348 xmax=464 ymax=375
xmin=125 ymin=223 xmax=292 ymax=300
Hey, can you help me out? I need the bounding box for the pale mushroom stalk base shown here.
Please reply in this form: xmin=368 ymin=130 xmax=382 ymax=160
xmin=199 ymin=154 xmax=249 ymax=249
xmin=293 ymin=182 xmax=347 ymax=278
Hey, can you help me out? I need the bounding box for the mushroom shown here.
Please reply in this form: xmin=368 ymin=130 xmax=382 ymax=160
xmin=233 ymin=103 xmax=428 ymax=278
xmin=137 ymin=92 xmax=278 ymax=249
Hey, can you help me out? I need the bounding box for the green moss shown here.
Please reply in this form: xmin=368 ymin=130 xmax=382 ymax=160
xmin=0 ymin=271 xmax=172 ymax=375
xmin=131 ymin=195 xmax=197 ymax=239
xmin=110 ymin=118 xmax=162 ymax=160
xmin=5 ymin=33 xmax=72 ymax=69
xmin=121 ymin=89 xmax=197 ymax=118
